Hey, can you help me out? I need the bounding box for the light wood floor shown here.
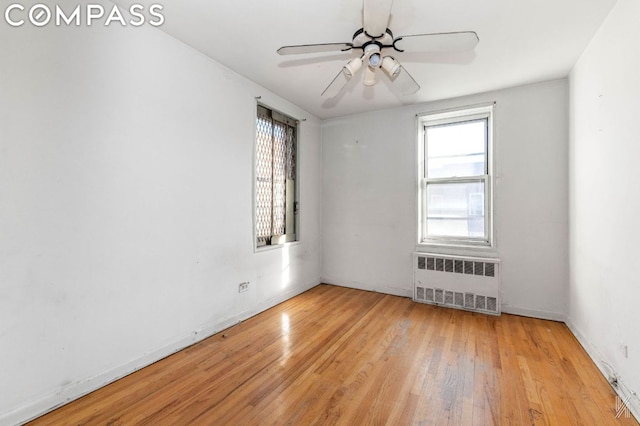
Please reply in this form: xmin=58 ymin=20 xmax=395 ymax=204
xmin=30 ymin=284 xmax=638 ymax=425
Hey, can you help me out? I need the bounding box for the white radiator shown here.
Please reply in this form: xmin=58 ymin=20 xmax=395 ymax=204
xmin=413 ymin=252 xmax=501 ymax=315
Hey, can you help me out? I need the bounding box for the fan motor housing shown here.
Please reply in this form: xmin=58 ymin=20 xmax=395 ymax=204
xmin=352 ymin=28 xmax=394 ymax=51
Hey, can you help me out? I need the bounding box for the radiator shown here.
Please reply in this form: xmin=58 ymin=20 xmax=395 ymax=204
xmin=413 ymin=253 xmax=501 ymax=315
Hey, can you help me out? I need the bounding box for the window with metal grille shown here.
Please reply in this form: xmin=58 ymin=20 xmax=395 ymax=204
xmin=417 ymin=104 xmax=494 ymax=248
xmin=255 ymin=105 xmax=298 ymax=248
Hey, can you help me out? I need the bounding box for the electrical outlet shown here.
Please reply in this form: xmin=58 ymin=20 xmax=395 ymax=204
xmin=238 ymin=282 xmax=250 ymax=293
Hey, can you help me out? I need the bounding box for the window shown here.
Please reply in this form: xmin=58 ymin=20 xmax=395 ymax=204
xmin=255 ymin=105 xmax=298 ymax=248
xmin=418 ymin=104 xmax=494 ymax=248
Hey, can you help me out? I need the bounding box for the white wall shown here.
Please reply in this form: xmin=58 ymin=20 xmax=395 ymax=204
xmin=322 ymin=79 xmax=569 ymax=319
xmin=568 ymin=0 xmax=640 ymax=416
xmin=0 ymin=4 xmax=322 ymax=424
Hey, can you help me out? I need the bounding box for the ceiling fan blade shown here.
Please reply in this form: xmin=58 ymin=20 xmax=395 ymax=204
xmin=388 ymin=65 xmax=420 ymax=95
xmin=363 ymin=0 xmax=394 ymax=38
xmin=322 ymin=68 xmax=353 ymax=98
xmin=394 ymin=31 xmax=479 ymax=53
xmin=277 ymin=43 xmax=353 ymax=56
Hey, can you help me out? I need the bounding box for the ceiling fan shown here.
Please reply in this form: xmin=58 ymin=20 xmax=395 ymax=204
xmin=277 ymin=0 xmax=479 ymax=98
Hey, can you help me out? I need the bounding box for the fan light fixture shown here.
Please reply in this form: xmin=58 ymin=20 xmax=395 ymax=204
xmin=381 ymin=56 xmax=401 ymax=77
xmin=343 ymin=56 xmax=363 ymax=77
xmin=364 ymin=44 xmax=382 ymax=68
xmin=363 ymin=66 xmax=376 ymax=86
xmin=368 ymin=52 xmax=381 ymax=67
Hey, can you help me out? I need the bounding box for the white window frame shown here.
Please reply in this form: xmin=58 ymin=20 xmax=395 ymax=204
xmin=417 ymin=103 xmax=495 ymax=250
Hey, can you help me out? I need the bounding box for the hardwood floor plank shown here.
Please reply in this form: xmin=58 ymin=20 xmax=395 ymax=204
xmin=29 ymin=285 xmax=639 ymax=426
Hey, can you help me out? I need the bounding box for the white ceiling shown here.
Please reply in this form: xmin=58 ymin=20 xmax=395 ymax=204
xmin=142 ymin=0 xmax=616 ymax=119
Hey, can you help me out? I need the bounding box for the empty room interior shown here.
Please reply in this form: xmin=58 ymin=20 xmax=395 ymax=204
xmin=1 ymin=0 xmax=639 ymax=424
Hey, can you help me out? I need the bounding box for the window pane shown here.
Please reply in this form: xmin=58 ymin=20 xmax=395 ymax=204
xmin=272 ymin=122 xmax=287 ymax=236
xmin=426 ymin=119 xmax=487 ymax=178
xmin=256 ymin=116 xmax=273 ymax=242
xmin=426 ymin=181 xmax=485 ymax=238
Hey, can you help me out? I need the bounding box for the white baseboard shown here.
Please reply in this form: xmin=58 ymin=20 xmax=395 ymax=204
xmin=501 ymin=304 xmax=567 ymax=322
xmin=2 ymin=280 xmax=319 ymax=426
xmin=321 ymin=281 xmax=568 ymax=322
xmin=320 ymin=278 xmax=412 ymax=298
xmin=565 ymin=320 xmax=640 ymax=422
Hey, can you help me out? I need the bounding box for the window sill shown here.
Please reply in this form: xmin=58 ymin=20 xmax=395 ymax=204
xmin=255 ymin=240 xmax=301 ymax=253
xmin=416 ymin=241 xmax=498 ymax=258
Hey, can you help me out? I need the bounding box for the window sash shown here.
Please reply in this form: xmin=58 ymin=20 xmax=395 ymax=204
xmin=425 ymin=117 xmax=488 ymax=179
xmin=421 ymin=176 xmax=490 ymax=245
